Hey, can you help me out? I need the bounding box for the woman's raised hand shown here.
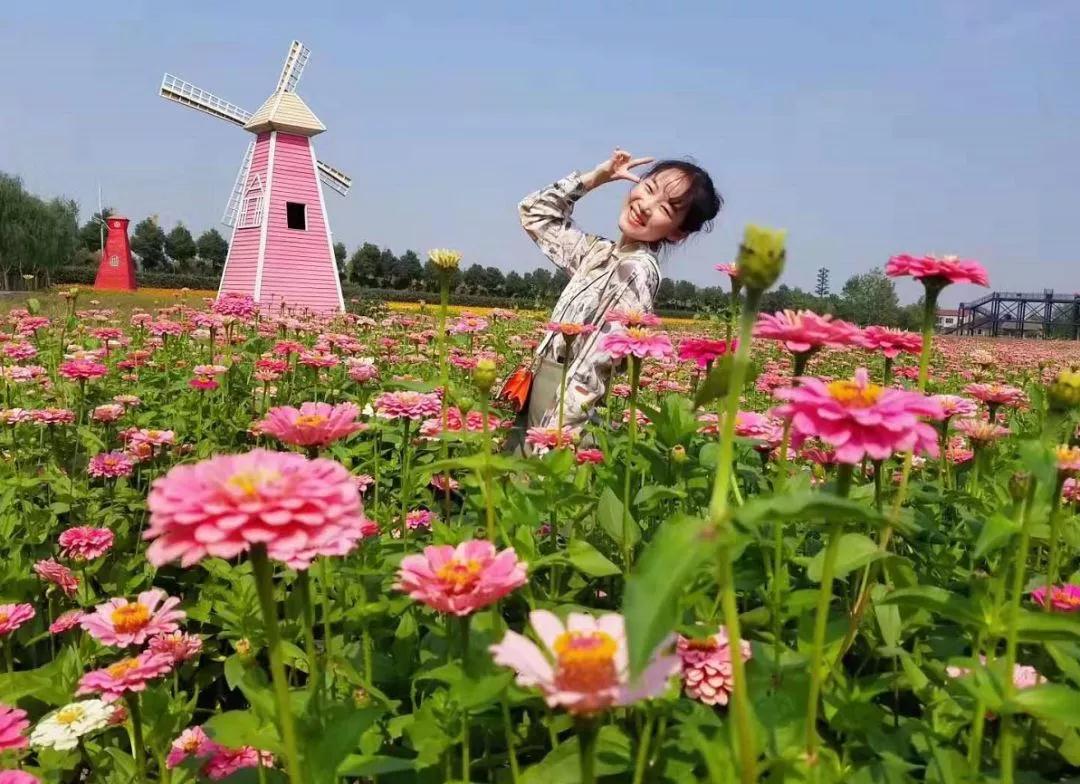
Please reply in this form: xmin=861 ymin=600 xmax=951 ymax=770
xmin=605 ymin=148 xmax=655 ymax=183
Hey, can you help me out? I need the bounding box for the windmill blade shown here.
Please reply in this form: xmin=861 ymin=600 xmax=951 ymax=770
xmin=275 ymin=41 xmax=311 ymax=94
xmin=222 ymin=141 xmax=256 ymax=227
xmin=317 ymin=160 xmax=351 ymax=196
xmin=160 ymin=74 xmax=252 ymax=127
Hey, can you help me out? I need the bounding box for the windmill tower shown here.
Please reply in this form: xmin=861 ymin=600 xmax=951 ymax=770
xmin=159 ymin=41 xmax=351 ymax=313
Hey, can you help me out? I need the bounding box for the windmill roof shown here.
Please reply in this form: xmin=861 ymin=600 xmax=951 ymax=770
xmin=243 ymin=91 xmax=325 ymax=136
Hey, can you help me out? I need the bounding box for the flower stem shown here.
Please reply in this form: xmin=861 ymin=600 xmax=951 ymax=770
xmin=297 ymin=570 xmax=321 ymax=711
xmin=399 ymin=419 xmax=413 ymax=544
xmin=250 ymin=546 xmax=305 ymax=784
xmin=1043 ymin=476 xmax=1066 ymax=611
xmin=621 ymin=357 xmax=642 ymax=574
xmin=480 ymin=394 xmax=497 ymax=542
xmin=632 ymin=712 xmax=656 ymax=784
xmin=577 ymin=719 xmax=599 ymax=784
xmin=805 ymin=463 xmax=853 ymax=763
xmin=501 ymin=696 xmax=521 ymax=784
xmin=125 ymin=693 xmax=146 ymax=781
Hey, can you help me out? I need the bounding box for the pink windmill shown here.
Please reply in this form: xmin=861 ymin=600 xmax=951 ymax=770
xmin=159 ymin=41 xmax=350 ymax=313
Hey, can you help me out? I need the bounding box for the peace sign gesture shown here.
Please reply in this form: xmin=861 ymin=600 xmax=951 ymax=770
xmin=601 ymin=148 xmax=656 ymax=184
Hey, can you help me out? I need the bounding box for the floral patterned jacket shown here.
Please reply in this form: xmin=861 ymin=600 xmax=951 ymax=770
xmin=518 ymin=172 xmax=662 ymax=428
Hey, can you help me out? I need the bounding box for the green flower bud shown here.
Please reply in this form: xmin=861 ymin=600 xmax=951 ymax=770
xmin=473 ymin=357 xmax=498 ymax=393
xmin=1009 ymin=471 xmax=1032 ymax=503
xmin=735 ymin=224 xmax=787 ymax=293
xmin=670 ymin=445 xmax=688 ymax=464
xmin=1047 ymin=370 xmax=1080 ymax=412
xmin=457 ymin=395 xmax=475 ymax=414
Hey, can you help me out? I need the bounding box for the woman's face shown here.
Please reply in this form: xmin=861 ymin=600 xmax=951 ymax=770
xmin=618 ymin=168 xmax=691 ymax=244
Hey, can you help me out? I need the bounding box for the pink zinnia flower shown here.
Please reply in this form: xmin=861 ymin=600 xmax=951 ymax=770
xmin=0 ymin=704 xmax=29 ymax=751
xmin=58 ymin=360 xmax=108 ymax=381
xmin=1030 ymin=584 xmax=1080 ymax=612
xmin=87 ymin=451 xmax=135 ymax=479
xmin=490 ymin=610 xmax=679 ymax=715
xmin=600 ymin=328 xmax=674 ymax=360
xmin=605 ymin=309 xmax=661 ymax=327
xmin=1057 ymin=445 xmax=1080 ymax=475
xmin=33 ymin=559 xmax=79 ymax=597
xmin=201 ymin=746 xmax=275 ymax=780
xmin=396 ymin=540 xmax=527 ymax=616
xmin=576 ymin=448 xmax=605 ymax=465
xmin=0 ymin=604 xmax=35 ymax=636
xmin=80 ymin=589 xmax=185 ymax=648
xmin=259 ymin=401 xmax=365 ymax=448
xmin=149 ymin=631 xmax=203 ymax=663
xmin=954 ymin=418 xmax=1009 ymax=444
xmin=772 ymin=367 xmax=943 ymax=463
xmin=166 ymin=726 xmax=218 ymax=768
xmin=753 ymin=310 xmax=861 ymax=354
xmin=31 ymin=408 xmax=75 ymax=426
xmin=677 ymin=628 xmax=752 ymax=706
xmin=932 ymin=395 xmax=979 ymax=420
xmin=525 ymin=426 xmax=578 ymax=454
xmin=76 ymin=651 xmax=174 ymax=702
xmin=406 ymin=510 xmax=434 ymax=531
xmin=58 ymin=526 xmax=115 ymax=561
xmin=189 ymin=377 xmax=219 ymax=391
xmin=677 ymin=337 xmax=736 ymax=368
xmin=0 ymin=770 xmax=39 ymax=784
xmin=947 ymin=656 xmax=1041 ymax=691
xmin=857 ymin=326 xmax=923 ymax=359
xmin=91 ymin=403 xmax=125 ymax=423
xmin=145 ymin=449 xmax=368 ymax=570
xmin=213 ymin=293 xmax=258 ymax=318
xmin=373 ymin=390 xmax=442 ymax=421
xmin=964 ymin=383 xmax=1025 ymax=408
xmin=49 ymin=609 xmax=85 ymax=635
xmin=714 ymin=263 xmax=739 ymax=280
xmin=885 ymin=254 xmax=989 ymax=287
xmin=346 ymin=358 xmax=378 ymax=383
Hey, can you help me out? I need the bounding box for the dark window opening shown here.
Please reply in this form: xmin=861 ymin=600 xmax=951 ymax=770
xmin=286 ymin=202 xmax=307 ymax=230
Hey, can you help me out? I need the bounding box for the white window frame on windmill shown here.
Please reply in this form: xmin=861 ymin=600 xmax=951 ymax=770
xmin=237 ymin=176 xmax=265 ymax=229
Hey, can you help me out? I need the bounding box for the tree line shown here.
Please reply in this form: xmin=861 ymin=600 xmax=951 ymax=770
xmin=1 ymin=169 xmax=924 ymax=327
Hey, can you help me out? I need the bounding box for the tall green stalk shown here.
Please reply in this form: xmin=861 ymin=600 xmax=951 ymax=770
xmin=621 ymin=357 xmax=642 ymax=574
xmin=250 ymin=546 xmax=305 ymax=784
xmin=125 ymin=693 xmax=147 ymax=781
xmin=707 ymin=288 xmax=761 ymax=784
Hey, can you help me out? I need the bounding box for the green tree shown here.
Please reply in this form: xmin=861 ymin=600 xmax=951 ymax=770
xmin=838 ymin=269 xmax=901 ymax=326
xmin=0 ymin=173 xmax=78 ymax=289
xmin=392 ymin=250 xmax=423 ymax=289
xmin=196 ymin=229 xmax=229 ymax=271
xmin=130 ymin=217 xmax=168 ymax=271
xmin=348 ymin=243 xmax=381 ymax=285
xmin=462 ymin=263 xmax=486 ymax=293
xmin=165 ymin=223 xmax=197 ymax=267
xmin=673 ymin=279 xmax=698 ymax=307
xmin=656 ymin=278 xmax=676 ymax=305
xmin=482 ymin=266 xmax=505 ymax=294
xmin=377 ymin=249 xmax=397 ymax=288
xmin=504 ymin=270 xmax=526 ymax=298
xmin=333 ymin=241 xmax=347 ymax=276
xmin=77 ymin=207 xmax=113 ymax=252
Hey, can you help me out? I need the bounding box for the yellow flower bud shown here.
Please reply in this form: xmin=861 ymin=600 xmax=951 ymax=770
xmin=428 ymin=248 xmax=462 ymax=271
xmin=1047 ymin=370 xmax=1080 ymax=412
xmin=473 ymin=357 xmax=498 ymax=393
xmin=735 ymin=224 xmax=787 ymax=293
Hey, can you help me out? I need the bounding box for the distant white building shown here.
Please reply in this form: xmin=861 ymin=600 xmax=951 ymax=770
xmin=935 ymin=308 xmax=959 ymax=330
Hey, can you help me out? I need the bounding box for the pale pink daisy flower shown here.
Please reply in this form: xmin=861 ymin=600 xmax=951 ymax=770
xmin=76 ymin=651 xmax=174 ymax=702
xmin=259 ymin=401 xmax=365 ymax=448
xmin=145 ymin=448 xmax=368 ymax=570
xmin=32 ymin=408 xmax=76 ymax=426
xmin=0 ymin=704 xmax=29 ymax=751
xmin=166 ymin=726 xmax=218 ymax=768
xmin=49 ymin=610 xmax=85 ymax=635
xmin=931 ymin=395 xmax=979 ymax=420
xmin=148 ymin=632 xmax=203 ymax=663
xmin=346 ymin=358 xmax=379 ymax=383
xmin=600 ymin=328 xmax=675 ymax=360
xmin=677 ymin=628 xmax=752 ymax=706
xmin=953 ymin=418 xmax=1010 ymax=444
xmin=963 ymin=383 xmax=1025 ymax=408
xmin=0 ymin=604 xmax=35 ymax=636
xmin=396 ymin=540 xmax=527 ymax=616
xmin=80 ymin=589 xmax=185 ymax=648
xmin=856 ymin=326 xmax=923 ymax=358
xmin=91 ymin=403 xmax=125 ymax=423
xmin=33 ymin=559 xmax=79 ymax=598
xmin=490 ymin=610 xmax=679 ymax=715
xmin=754 ymin=310 xmax=861 ymax=354
xmin=885 ymin=254 xmax=989 ymax=287
xmin=58 ymin=526 xmax=115 ymax=561
xmin=772 ymin=367 xmax=944 ymax=463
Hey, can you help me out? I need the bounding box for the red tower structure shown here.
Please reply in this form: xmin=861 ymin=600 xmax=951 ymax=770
xmin=94 ymin=216 xmax=137 ymax=291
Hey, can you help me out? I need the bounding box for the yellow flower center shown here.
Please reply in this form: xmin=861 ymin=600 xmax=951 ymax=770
xmin=1051 ymin=588 xmax=1080 ymax=608
xmin=111 ymin=603 xmax=150 ymax=634
xmin=553 ymin=631 xmax=618 ymax=693
xmin=826 ymin=380 xmax=883 ymax=408
xmin=107 ymin=658 xmax=141 ymax=678
xmin=226 ymin=468 xmax=281 ymax=496
xmin=294 ymin=414 xmax=328 ymax=429
xmin=55 ymin=706 xmax=86 ymax=726
xmin=0 ymin=612 xmax=8 ymax=624
xmin=684 ymin=637 xmax=718 ymax=653
xmin=435 ymin=559 xmax=483 ymax=595
xmin=626 ymin=327 xmax=650 ymax=340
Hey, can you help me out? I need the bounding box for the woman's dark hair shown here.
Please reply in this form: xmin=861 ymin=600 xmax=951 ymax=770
xmin=642 ymin=160 xmax=723 ymax=241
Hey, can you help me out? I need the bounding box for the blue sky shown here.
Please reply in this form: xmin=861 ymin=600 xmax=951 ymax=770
xmin=1 ymin=1 xmax=1077 ymax=306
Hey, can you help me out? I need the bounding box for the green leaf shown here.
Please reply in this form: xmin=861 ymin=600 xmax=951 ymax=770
xmin=625 ymin=513 xmax=714 ymax=678
xmin=336 ymin=755 xmax=421 ymax=776
xmin=1008 ymin=607 xmax=1080 ymax=643
xmin=1009 ymin=684 xmax=1080 ymax=727
xmin=203 ymin=710 xmax=278 ymax=750
xmin=520 ymin=725 xmax=631 ymax=783
xmin=565 ymin=540 xmax=620 ymax=577
xmin=878 ymin=586 xmax=983 ymax=627
xmin=973 ymin=512 xmax=1018 ymax=559
xmin=806 ymin=533 xmax=883 ymax=582
xmin=596 ymin=486 xmax=640 ymax=548
xmin=694 ymin=355 xmax=734 ymax=409
xmin=307 ymin=706 xmax=382 ymax=782
xmin=736 ymin=491 xmax=886 ymax=533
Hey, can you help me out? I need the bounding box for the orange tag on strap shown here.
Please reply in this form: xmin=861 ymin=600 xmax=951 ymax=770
xmin=498 ymin=364 xmax=533 ymax=412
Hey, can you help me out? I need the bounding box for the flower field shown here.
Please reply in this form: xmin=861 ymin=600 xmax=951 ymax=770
xmin=3 ymin=243 xmax=1080 ymax=784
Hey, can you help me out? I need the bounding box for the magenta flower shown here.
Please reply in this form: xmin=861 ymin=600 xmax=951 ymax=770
xmin=148 ymin=632 xmax=204 ymax=664
xmin=0 ymin=704 xmax=29 ymax=751
xmin=576 ymin=448 xmax=605 ymax=465
xmin=87 ymin=451 xmax=135 ymax=479
xmin=58 ymin=526 xmax=115 ymax=561
xmin=885 ymin=254 xmax=989 ymax=287
xmin=49 ymin=610 xmax=85 ymax=635
xmin=714 ymin=263 xmax=739 ymax=279
xmin=753 ymin=310 xmax=861 ymax=354
xmin=677 ymin=628 xmax=752 ymax=706
xmin=857 ymin=326 xmax=923 ymax=359
xmin=0 ymin=771 xmax=39 ymax=784
xmin=964 ymin=383 xmax=1025 ymax=408
xmin=146 ymin=449 xmax=368 ymax=570
xmin=167 ymin=726 xmax=218 ymax=769
xmin=677 ymin=337 xmax=737 ymax=368
xmin=1030 ymin=584 xmax=1080 ymax=612
xmin=58 ymin=359 xmax=108 ymax=381
xmin=212 ymin=293 xmax=258 ymax=318
xmin=80 ymin=589 xmax=185 ymax=648
xmin=396 ymin=540 xmax=527 ymax=616
xmin=772 ymin=367 xmax=944 ymax=463
xmin=33 ymin=559 xmax=79 ymax=598
xmin=490 ymin=610 xmax=679 ymax=715
xmin=373 ymin=390 xmax=442 ymax=421
xmin=524 ymin=426 xmax=578 ymax=454
xmin=600 ymin=328 xmax=674 ymax=360
xmin=77 ymin=651 xmax=174 ymax=702
xmin=405 ymin=509 xmax=435 ymax=531
xmin=259 ymin=401 xmax=365 ymax=448
xmin=91 ymin=403 xmax=125 ymax=423
xmin=0 ymin=604 xmax=35 ymax=637
xmin=202 ymin=746 xmax=275 ymax=780
xmin=931 ymin=395 xmax=979 ymax=420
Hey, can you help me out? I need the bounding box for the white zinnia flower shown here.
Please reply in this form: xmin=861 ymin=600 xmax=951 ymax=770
xmin=30 ymin=699 xmax=114 ymax=750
